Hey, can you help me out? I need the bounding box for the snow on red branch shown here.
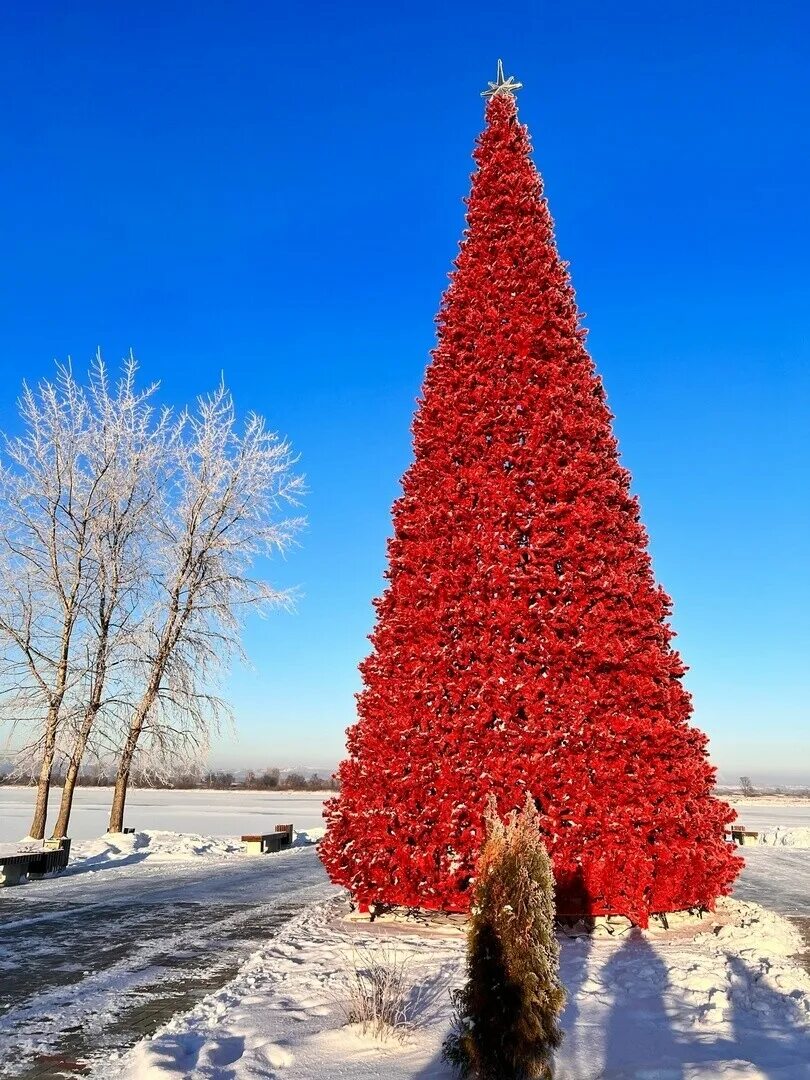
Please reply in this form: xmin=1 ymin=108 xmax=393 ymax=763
xmin=320 ymin=90 xmax=742 ymax=927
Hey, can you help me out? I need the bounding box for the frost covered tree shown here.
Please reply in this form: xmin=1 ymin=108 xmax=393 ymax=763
xmin=0 ymin=362 xmax=115 ymax=837
xmin=444 ymin=796 xmax=564 ymax=1080
xmin=50 ymin=360 xmax=174 ymax=838
xmin=106 ymin=383 xmax=303 ymax=832
xmin=0 ymin=357 xmax=303 ymax=838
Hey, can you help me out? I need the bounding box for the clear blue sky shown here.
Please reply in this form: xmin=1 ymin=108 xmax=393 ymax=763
xmin=0 ymin=3 xmax=807 ymax=783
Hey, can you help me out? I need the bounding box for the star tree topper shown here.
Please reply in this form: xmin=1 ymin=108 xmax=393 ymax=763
xmin=481 ymin=59 xmax=523 ymax=98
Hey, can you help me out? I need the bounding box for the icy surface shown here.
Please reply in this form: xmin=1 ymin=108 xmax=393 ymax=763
xmin=2 ymin=788 xmax=806 ymax=847
xmin=733 ymin=847 xmax=810 ymax=916
xmin=100 ymin=895 xmax=810 ymax=1080
xmin=0 ymin=785 xmax=329 ymax=843
xmin=0 ymin=843 xmax=336 ymax=1076
xmin=727 ymin=797 xmax=810 ymax=832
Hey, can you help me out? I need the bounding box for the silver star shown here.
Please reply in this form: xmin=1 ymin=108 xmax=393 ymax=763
xmin=481 ymin=59 xmax=523 ymax=98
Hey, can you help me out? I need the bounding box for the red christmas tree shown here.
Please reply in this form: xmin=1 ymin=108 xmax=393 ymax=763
xmin=321 ymin=68 xmax=742 ymax=927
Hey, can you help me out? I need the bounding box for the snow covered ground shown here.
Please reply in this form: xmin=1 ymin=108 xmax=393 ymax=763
xmin=0 ymin=786 xmax=330 ymax=844
xmin=1 ymin=791 xmax=808 ymax=1077
xmin=100 ymin=894 xmax=810 ymax=1080
xmin=0 ymin=839 xmax=333 ymax=1077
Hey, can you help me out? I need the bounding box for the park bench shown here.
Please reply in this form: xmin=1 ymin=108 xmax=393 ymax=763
xmin=241 ymin=823 xmax=293 ymax=855
xmin=0 ymin=837 xmax=71 ymax=887
xmin=726 ymin=824 xmax=759 ymax=845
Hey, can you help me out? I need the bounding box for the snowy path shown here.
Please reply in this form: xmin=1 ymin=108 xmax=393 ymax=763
xmin=0 ymin=846 xmax=336 ymax=1077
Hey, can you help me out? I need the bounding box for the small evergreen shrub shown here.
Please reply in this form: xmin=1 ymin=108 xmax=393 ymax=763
xmin=444 ymin=795 xmax=565 ymax=1079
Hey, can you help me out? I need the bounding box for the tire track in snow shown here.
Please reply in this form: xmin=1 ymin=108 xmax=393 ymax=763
xmin=0 ymin=847 xmax=335 ymax=1076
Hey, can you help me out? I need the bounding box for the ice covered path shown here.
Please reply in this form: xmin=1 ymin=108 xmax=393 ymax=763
xmin=735 ymin=848 xmax=810 ymax=919
xmin=0 ymin=845 xmax=336 ymax=1078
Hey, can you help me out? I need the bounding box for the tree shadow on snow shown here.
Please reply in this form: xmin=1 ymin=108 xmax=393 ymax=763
xmin=61 ymin=851 xmax=151 ymax=877
xmin=407 ymin=957 xmax=464 ymax=1027
xmin=555 ymin=863 xmax=597 ymax=1076
xmin=598 ymin=937 xmax=810 ymax=1078
xmin=410 ymin=894 xmax=810 ymax=1080
xmin=601 ymin=934 xmax=685 ymax=1079
xmin=726 ymin=951 xmax=810 ymax=1075
xmin=558 ymin=924 xmax=595 ymax=1077
xmin=411 ymin=1054 xmax=454 ymax=1080
xmin=144 ymin=1033 xmax=246 ymax=1078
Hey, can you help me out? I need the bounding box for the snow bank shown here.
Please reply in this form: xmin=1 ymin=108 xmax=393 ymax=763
xmin=0 ymin=840 xmax=34 ymax=859
xmin=73 ymin=830 xmax=245 ymax=866
xmin=758 ymin=826 xmax=810 ymax=848
xmin=294 ymin=826 xmax=325 ymax=846
xmin=99 ymin=895 xmax=810 ymax=1080
xmin=63 ymin=828 xmax=323 ymax=875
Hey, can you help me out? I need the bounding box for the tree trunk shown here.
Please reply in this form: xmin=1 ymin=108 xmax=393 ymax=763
xmin=28 ymin=625 xmax=74 ymax=838
xmin=53 ymin=656 xmax=107 ymax=838
xmin=108 ymin=584 xmax=188 ymax=833
xmin=52 ymin=753 xmax=82 ymax=839
xmin=29 ymin=748 xmax=56 ymax=839
xmin=56 ymin=589 xmax=115 ymax=838
xmin=108 ymin=769 xmax=129 ymax=834
xmin=108 ymin=724 xmax=141 ymax=833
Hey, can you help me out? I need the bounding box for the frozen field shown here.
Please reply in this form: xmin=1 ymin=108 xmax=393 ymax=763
xmin=0 ymin=786 xmax=330 ymax=844
xmin=726 ymin=796 xmax=810 ymax=832
xmin=3 ymin=787 xmax=808 ymax=847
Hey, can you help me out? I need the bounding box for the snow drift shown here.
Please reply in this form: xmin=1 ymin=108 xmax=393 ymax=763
xmin=758 ymin=826 xmax=810 ymax=848
xmin=62 ymin=827 xmax=321 ymax=875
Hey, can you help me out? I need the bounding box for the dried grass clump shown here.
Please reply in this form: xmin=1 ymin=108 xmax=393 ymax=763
xmin=343 ymin=943 xmax=413 ymax=1041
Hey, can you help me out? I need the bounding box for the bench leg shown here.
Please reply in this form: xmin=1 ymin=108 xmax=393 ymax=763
xmin=0 ymin=864 xmax=26 ymax=887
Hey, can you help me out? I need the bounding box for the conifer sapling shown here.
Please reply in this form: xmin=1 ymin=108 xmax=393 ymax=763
xmin=444 ymin=795 xmax=565 ymax=1080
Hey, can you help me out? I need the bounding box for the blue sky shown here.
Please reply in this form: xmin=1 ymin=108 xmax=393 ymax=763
xmin=0 ymin=3 xmax=807 ymax=783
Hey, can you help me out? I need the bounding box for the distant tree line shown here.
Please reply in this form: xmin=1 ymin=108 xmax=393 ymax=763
xmin=0 ymin=762 xmax=338 ymax=792
xmin=240 ymin=768 xmax=339 ymax=791
xmin=711 ymin=778 xmax=810 ymax=798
